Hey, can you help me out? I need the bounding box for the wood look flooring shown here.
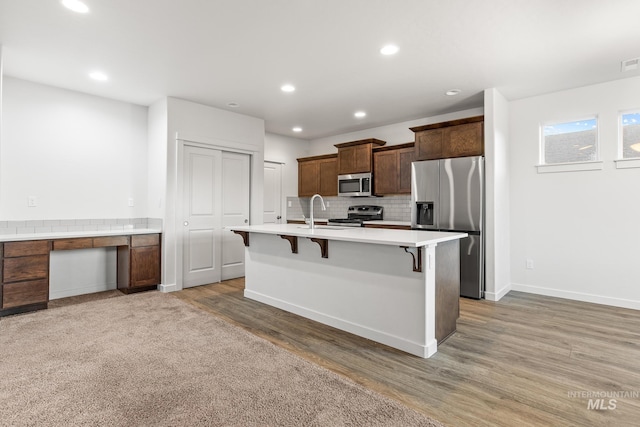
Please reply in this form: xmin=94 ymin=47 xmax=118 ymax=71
xmin=177 ymin=279 xmax=640 ymax=427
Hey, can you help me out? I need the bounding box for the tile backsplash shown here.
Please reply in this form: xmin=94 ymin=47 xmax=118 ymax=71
xmin=287 ymin=195 xmax=411 ymax=222
xmin=0 ymin=217 xmax=163 ymax=235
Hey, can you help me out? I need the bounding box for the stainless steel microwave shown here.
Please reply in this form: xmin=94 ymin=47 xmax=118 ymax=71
xmin=338 ymin=172 xmax=372 ymax=197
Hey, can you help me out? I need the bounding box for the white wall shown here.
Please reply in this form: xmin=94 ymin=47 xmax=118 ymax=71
xmin=158 ymin=97 xmax=265 ymax=292
xmin=147 ymin=98 xmax=168 ymax=219
xmin=1 ymin=77 xmax=148 ymax=220
xmin=0 ymin=77 xmax=149 ymax=299
xmin=484 ymin=88 xmax=511 ymax=301
xmin=509 ymin=76 xmax=640 ymax=309
xmin=308 ymin=107 xmax=484 ymax=153
xmin=264 ymin=132 xmax=310 ymax=199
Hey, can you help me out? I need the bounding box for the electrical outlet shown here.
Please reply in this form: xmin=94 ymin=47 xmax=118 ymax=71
xmin=128 ymin=198 xmax=135 ymax=207
xmin=27 ymin=196 xmax=37 ymax=207
xmin=326 ymin=201 xmax=330 ymax=208
xmin=526 ymin=259 xmax=534 ymax=269
xmin=287 ymin=200 xmax=292 ymax=208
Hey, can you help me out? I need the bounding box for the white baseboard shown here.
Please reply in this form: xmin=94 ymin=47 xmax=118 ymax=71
xmin=484 ymin=283 xmax=511 ymax=301
xmin=511 ymin=283 xmax=640 ymax=311
xmin=158 ymin=283 xmax=178 ymax=293
xmin=245 ymin=289 xmax=437 ymax=358
xmin=49 ymin=282 xmax=117 ymax=300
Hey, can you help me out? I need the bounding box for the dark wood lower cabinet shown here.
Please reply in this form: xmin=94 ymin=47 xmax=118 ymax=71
xmin=117 ymin=234 xmax=161 ymax=293
xmin=2 ymin=279 xmax=49 ymax=309
xmin=1 ymin=241 xmax=50 ymax=314
xmin=1 ymin=233 xmax=162 ymax=316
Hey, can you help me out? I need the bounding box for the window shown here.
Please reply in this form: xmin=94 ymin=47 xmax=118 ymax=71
xmin=621 ymin=112 xmax=640 ymax=159
xmin=542 ymin=118 xmax=598 ymax=165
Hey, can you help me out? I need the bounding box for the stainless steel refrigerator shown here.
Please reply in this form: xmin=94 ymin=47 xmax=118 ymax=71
xmin=411 ymin=156 xmax=484 ymax=299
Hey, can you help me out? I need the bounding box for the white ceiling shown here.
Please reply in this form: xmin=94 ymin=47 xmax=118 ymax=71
xmin=1 ymin=0 xmax=640 ymax=139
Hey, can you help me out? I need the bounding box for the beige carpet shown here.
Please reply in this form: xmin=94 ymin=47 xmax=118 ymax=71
xmin=0 ymin=291 xmax=444 ymax=426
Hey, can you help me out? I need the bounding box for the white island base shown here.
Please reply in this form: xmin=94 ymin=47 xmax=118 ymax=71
xmin=232 ymin=225 xmax=464 ymax=358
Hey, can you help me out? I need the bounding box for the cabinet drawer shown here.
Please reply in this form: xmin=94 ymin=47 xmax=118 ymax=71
xmin=131 ymin=234 xmax=160 ymax=247
xmin=93 ymin=236 xmax=129 ymax=247
xmin=2 ymin=279 xmax=48 ymax=308
xmin=53 ymin=238 xmax=93 ymax=251
xmin=3 ymin=255 xmax=49 ymax=283
xmin=4 ymin=240 xmax=50 ymax=257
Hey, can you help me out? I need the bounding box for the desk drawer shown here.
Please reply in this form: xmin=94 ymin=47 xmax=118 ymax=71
xmin=2 ymin=279 xmax=48 ymax=308
xmin=3 ymin=255 xmax=49 ymax=283
xmin=93 ymin=236 xmax=129 ymax=247
xmin=53 ymin=238 xmax=93 ymax=251
xmin=4 ymin=240 xmax=50 ymax=257
xmin=131 ymin=234 xmax=160 ymax=247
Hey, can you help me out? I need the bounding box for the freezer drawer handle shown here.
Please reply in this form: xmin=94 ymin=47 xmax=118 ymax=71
xmin=401 ymin=246 xmax=422 ymax=273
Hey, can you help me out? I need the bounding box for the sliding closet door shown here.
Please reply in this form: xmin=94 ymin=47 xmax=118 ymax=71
xmin=182 ymin=145 xmax=222 ymax=288
xmin=221 ymin=151 xmax=250 ymax=280
xmin=181 ymin=145 xmax=251 ymax=288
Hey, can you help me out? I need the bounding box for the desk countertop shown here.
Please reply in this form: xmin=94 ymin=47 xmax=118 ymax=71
xmin=0 ymin=228 xmax=162 ymax=243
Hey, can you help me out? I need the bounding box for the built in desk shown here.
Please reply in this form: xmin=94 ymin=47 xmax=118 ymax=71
xmin=0 ymin=230 xmax=161 ymax=317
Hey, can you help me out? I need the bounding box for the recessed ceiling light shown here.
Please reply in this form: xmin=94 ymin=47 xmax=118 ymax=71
xmin=281 ymin=84 xmax=296 ymax=93
xmin=61 ymin=0 xmax=89 ymax=13
xmin=89 ymin=71 xmax=108 ymax=81
xmin=380 ymin=44 xmax=399 ymax=55
xmin=354 ymin=111 xmax=367 ymax=118
xmin=292 ymin=127 xmax=302 ymax=132
xmin=445 ymin=89 xmax=462 ymax=96
xmin=227 ymin=102 xmax=239 ymax=108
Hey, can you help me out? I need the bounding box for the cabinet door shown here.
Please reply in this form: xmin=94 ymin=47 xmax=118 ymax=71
xmin=415 ymin=129 xmax=444 ymax=160
xmin=373 ymin=150 xmax=398 ymax=195
xmin=298 ymin=160 xmax=320 ymax=197
xmin=131 ymin=246 xmax=161 ymax=287
xmin=398 ymin=147 xmax=415 ymax=194
xmin=318 ymin=157 xmax=337 ymax=196
xmin=442 ymin=122 xmax=484 ymax=158
xmin=338 ymin=145 xmax=372 ymax=174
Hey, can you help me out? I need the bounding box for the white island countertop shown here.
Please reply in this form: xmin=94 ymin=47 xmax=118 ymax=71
xmin=230 ymin=224 xmax=466 ymax=248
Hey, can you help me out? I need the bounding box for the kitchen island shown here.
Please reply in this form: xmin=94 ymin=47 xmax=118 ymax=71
xmin=230 ymin=224 xmax=466 ymax=358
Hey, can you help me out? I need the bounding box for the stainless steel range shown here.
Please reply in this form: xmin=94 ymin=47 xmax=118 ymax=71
xmin=328 ymin=205 xmax=383 ymax=227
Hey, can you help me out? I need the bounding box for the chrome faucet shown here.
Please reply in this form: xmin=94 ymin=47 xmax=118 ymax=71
xmin=309 ymin=194 xmax=326 ymax=230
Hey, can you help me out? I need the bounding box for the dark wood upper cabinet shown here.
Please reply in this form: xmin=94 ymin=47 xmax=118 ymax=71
xmin=414 ymin=128 xmax=444 ymax=161
xmin=335 ymin=139 xmax=385 ymax=175
xmin=398 ymin=146 xmax=415 ymax=193
xmin=297 ymin=154 xmax=338 ymax=197
xmin=411 ymin=116 xmax=484 ymax=161
xmin=373 ymin=143 xmax=415 ymax=196
xmin=318 ymin=157 xmax=338 ymax=196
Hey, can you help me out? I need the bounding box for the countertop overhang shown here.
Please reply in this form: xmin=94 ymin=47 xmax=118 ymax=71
xmin=229 ymin=224 xmax=466 ymax=247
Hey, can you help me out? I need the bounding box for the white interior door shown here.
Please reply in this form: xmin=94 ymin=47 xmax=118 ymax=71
xmin=221 ymin=152 xmax=250 ymax=280
xmin=182 ymin=145 xmax=222 ymax=288
xmin=263 ymin=162 xmax=282 ymax=224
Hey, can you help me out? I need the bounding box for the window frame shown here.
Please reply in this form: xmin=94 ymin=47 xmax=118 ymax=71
xmin=537 ymin=116 xmax=602 ymax=174
xmin=615 ymin=109 xmax=640 ymax=169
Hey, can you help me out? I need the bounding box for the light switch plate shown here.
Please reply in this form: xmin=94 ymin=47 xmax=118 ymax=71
xmin=28 ymin=196 xmax=37 ymax=207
